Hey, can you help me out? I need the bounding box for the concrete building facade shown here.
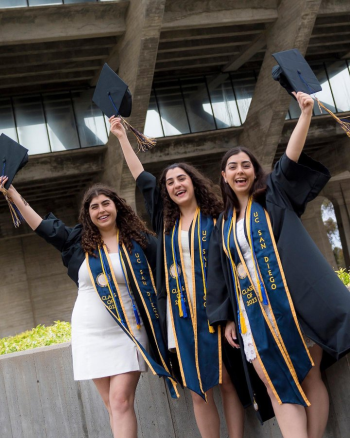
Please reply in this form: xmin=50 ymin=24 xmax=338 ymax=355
xmin=0 ymin=0 xmax=350 ymax=337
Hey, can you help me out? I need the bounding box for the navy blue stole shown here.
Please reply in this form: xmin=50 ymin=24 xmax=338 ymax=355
xmin=223 ymin=199 xmax=314 ymax=406
xmin=164 ymin=208 xmax=221 ymax=399
xmin=86 ymin=236 xmax=178 ymax=399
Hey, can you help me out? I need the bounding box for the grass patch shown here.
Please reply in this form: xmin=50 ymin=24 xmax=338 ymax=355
xmin=0 ymin=321 xmax=71 ymax=356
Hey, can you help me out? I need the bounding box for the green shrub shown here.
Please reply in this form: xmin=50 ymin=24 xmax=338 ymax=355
xmin=335 ymin=268 xmax=350 ymax=287
xmin=0 ymin=321 xmax=71 ymax=356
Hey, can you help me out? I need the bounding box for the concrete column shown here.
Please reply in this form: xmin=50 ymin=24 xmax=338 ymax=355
xmin=302 ymin=196 xmax=337 ymax=268
xmin=239 ymin=0 xmax=322 ymax=168
xmin=102 ymin=0 xmax=167 ymax=209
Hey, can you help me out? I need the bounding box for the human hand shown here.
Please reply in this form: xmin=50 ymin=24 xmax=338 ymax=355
xmin=292 ymin=91 xmax=313 ymax=116
xmin=109 ymin=116 xmax=127 ymax=140
xmin=225 ymin=320 xmax=240 ymax=349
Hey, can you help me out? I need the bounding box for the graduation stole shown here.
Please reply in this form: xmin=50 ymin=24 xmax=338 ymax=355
xmin=86 ymin=231 xmax=178 ymax=399
xmin=223 ymin=199 xmax=314 ymax=406
xmin=164 ymin=208 xmax=222 ymax=399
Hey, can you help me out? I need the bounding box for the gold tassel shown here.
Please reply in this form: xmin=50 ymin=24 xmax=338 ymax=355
xmin=120 ymin=117 xmax=157 ymax=152
xmin=178 ymin=295 xmax=183 ymax=317
xmin=0 ymin=186 xmax=23 ymax=228
xmin=136 ymin=324 xmax=141 ymax=330
xmin=240 ymin=311 xmax=247 ymax=334
xmin=315 ymin=98 xmax=350 ymax=137
xmin=208 ymin=321 xmax=215 ymax=333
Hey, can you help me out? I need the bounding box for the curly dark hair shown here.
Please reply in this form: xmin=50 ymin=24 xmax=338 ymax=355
xmin=79 ymin=184 xmax=151 ymax=255
xmin=220 ymin=147 xmax=267 ymax=218
xmin=159 ymin=162 xmax=223 ymax=233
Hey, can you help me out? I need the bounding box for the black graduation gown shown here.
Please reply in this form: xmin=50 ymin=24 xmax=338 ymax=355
xmin=136 ymin=171 xmax=272 ymax=418
xmin=35 ymin=212 xmax=164 ymax=366
xmin=207 ymin=153 xmax=350 ymax=417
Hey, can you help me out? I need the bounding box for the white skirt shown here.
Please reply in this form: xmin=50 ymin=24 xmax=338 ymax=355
xmin=71 ymin=254 xmax=148 ymax=380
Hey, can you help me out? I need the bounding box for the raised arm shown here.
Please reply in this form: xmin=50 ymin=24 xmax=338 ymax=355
xmin=285 ymin=92 xmax=314 ymax=163
xmin=0 ymin=176 xmax=42 ymax=230
xmin=110 ymin=116 xmax=144 ymax=180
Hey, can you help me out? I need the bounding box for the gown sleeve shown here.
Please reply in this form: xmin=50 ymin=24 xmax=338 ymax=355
xmin=136 ymin=171 xmax=164 ymax=234
xmin=206 ymin=219 xmax=235 ymax=325
xmin=35 ymin=212 xmax=74 ymax=252
xmin=269 ymin=152 xmax=331 ymax=216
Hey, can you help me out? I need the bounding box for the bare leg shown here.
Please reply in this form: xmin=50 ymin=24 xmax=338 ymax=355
xmin=93 ymin=377 xmax=113 ymax=433
xmin=219 ymin=364 xmax=244 ymax=438
xmin=252 ymin=359 xmax=308 ymax=438
xmin=109 ymin=371 xmax=141 ymax=438
xmin=302 ymin=345 xmax=329 ymax=438
xmin=190 ymin=388 xmax=220 ymax=438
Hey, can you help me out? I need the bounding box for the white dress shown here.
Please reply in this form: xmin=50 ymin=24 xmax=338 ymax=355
xmin=236 ymin=219 xmax=314 ymax=362
xmin=71 ymin=252 xmax=148 ymax=380
xmin=167 ymin=230 xmax=193 ymax=350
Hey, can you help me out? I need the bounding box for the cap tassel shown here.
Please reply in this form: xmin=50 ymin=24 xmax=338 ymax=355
xmin=120 ymin=117 xmax=156 ymax=152
xmin=0 ymin=187 xmax=24 ymax=228
xmin=315 ymin=99 xmax=350 ymax=138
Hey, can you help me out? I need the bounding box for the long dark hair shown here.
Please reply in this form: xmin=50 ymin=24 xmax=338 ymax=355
xmin=159 ymin=162 xmax=223 ymax=233
xmin=220 ymin=147 xmax=267 ymax=218
xmin=79 ymin=184 xmax=151 ymax=255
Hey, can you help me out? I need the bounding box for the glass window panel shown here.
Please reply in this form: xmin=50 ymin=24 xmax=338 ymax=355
xmin=144 ymin=90 xmax=164 ymax=138
xmin=289 ymin=97 xmax=301 ymax=119
xmin=206 ymin=74 xmax=241 ymax=128
xmin=326 ymin=61 xmax=350 ymax=113
xmin=231 ymin=72 xmax=255 ymax=123
xmin=285 ymin=111 xmax=291 ymax=120
xmin=29 ymin=0 xmax=61 ymax=5
xmin=180 ymin=77 xmax=216 ymax=133
xmin=72 ymin=89 xmax=108 ymax=148
xmin=0 ymin=99 xmax=17 ymax=141
xmin=155 ymin=80 xmax=190 ymax=136
xmin=0 ymin=0 xmax=27 ymax=7
xmin=312 ymin=63 xmax=336 ymax=116
xmin=13 ymin=95 xmax=51 ymax=155
xmin=43 ymin=92 xmax=80 ymax=151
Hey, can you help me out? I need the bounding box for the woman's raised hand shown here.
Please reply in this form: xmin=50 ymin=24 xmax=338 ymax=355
xmin=0 ymin=176 xmax=14 ymax=194
xmin=292 ymin=91 xmax=314 ymax=116
xmin=109 ymin=116 xmax=127 ymax=140
xmin=225 ymin=320 xmax=240 ymax=349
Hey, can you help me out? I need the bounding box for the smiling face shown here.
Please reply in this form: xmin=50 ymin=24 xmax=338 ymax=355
xmin=89 ymin=194 xmax=117 ymax=231
xmin=165 ymin=167 xmax=196 ymax=207
xmin=222 ymin=151 xmax=255 ymax=198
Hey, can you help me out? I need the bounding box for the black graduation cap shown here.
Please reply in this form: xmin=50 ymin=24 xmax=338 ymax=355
xmin=92 ymin=63 xmax=156 ymax=152
xmin=272 ymin=49 xmax=350 ymax=137
xmin=92 ymin=63 xmax=132 ymax=119
xmin=272 ymin=48 xmax=322 ymax=96
xmin=0 ymin=134 xmax=28 ymax=227
xmin=0 ymin=134 xmax=28 ymax=190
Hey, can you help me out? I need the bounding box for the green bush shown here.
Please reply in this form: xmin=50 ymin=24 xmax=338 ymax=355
xmin=0 ymin=321 xmax=71 ymax=356
xmin=336 ymin=268 xmax=350 ymax=287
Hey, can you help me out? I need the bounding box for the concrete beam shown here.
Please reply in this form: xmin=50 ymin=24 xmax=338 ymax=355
xmin=238 ymin=0 xmax=323 ymax=168
xmin=160 ymin=23 xmax=265 ymax=43
xmin=162 ymin=0 xmax=278 ymax=30
xmin=0 ymin=71 xmax=95 ymax=89
xmin=1 ymin=48 xmax=110 ymax=69
xmin=102 ymin=0 xmax=167 ymax=209
xmin=0 ymin=2 xmax=128 ymax=46
xmin=158 ymin=35 xmax=257 ymax=53
xmin=318 ymin=0 xmax=350 ymax=16
xmin=139 ymin=127 xmax=243 ymax=166
xmin=155 ymin=56 xmax=230 ymax=72
xmin=156 ymin=46 xmax=241 ymax=63
xmin=13 ymin=146 xmax=106 ymax=185
xmin=222 ymin=30 xmax=267 ymax=72
xmin=0 ymin=60 xmax=102 ymax=79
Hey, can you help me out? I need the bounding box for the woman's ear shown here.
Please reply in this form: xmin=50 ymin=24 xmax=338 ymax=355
xmin=221 ymin=170 xmax=227 ymax=184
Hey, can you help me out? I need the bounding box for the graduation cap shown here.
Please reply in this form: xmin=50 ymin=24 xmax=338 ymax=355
xmin=272 ymin=48 xmax=350 ymax=137
xmin=0 ymin=134 xmax=29 ymax=227
xmin=93 ymin=63 xmax=156 ymax=152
